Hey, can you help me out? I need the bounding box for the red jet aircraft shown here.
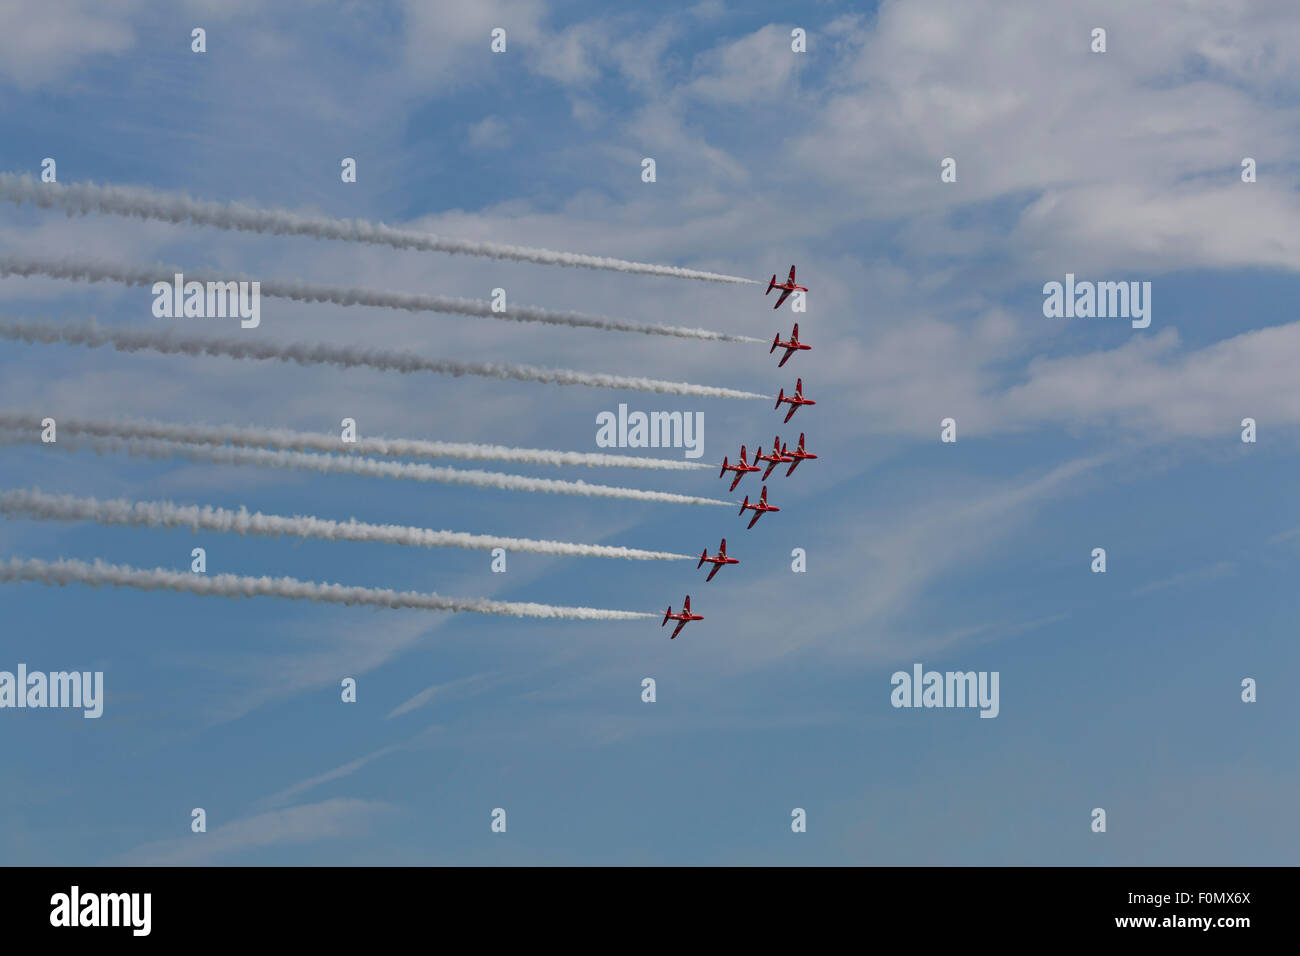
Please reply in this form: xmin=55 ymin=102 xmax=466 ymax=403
xmin=719 ymin=444 xmax=760 ymax=492
xmin=775 ymin=378 xmax=816 ymax=423
xmin=784 ymin=433 xmax=818 ymax=477
xmin=738 ymin=484 xmax=780 ymax=529
xmin=662 ymin=595 xmax=703 ymax=639
xmin=766 ymin=264 xmax=807 ymax=310
xmin=753 ymin=437 xmax=795 ymax=481
xmin=770 ymin=322 xmax=811 ymax=367
xmin=697 ymin=538 xmax=739 ymax=582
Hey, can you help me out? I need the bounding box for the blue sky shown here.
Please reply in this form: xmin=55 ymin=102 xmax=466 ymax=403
xmin=1 ymin=0 xmax=1298 ymax=865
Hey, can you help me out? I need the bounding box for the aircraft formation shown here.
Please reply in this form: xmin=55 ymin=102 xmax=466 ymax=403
xmin=663 ymin=265 xmax=818 ymax=639
xmin=1 ymin=171 xmax=819 ymax=636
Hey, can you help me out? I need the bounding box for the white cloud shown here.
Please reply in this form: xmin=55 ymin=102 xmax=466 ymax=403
xmin=0 ymin=0 xmax=137 ymax=88
xmin=786 ymin=0 xmax=1300 ymax=275
xmin=387 ymin=672 xmax=498 ymax=718
xmin=261 ymin=747 xmax=401 ymax=808
xmin=690 ymin=0 xmax=725 ymax=21
xmin=999 ymin=322 xmax=1300 ymax=437
xmin=399 ymin=0 xmax=546 ymax=88
xmin=466 ymin=115 xmax=510 ymax=150
xmin=687 ymin=23 xmax=803 ymax=103
xmin=120 ymin=798 xmax=389 ymax=865
xmin=529 ymin=20 xmax=605 ymax=85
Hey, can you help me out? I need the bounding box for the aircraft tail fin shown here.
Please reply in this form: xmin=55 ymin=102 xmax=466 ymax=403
xmin=719 ymin=456 xmax=728 ymax=478
xmin=697 ymin=551 xmax=706 ymax=569
xmin=662 ymin=607 xmax=671 ymax=627
xmin=775 ymin=389 xmax=783 ymax=410
xmin=766 ymin=274 xmax=776 ymax=294
xmin=739 ymin=496 xmax=748 ymax=516
xmin=770 ymin=332 xmax=779 ymax=354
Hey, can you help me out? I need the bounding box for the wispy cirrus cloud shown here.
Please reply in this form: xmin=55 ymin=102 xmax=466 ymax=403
xmin=119 ymin=798 xmax=391 ymax=866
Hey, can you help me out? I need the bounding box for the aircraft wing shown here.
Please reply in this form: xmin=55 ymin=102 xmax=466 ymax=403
xmin=728 ymin=471 xmax=744 ymax=492
xmin=787 ymin=265 xmax=796 ymax=283
xmin=670 ymin=620 xmax=687 ymax=639
xmin=786 ymin=458 xmax=801 ymax=477
xmin=762 ymin=461 xmax=778 ymax=481
xmin=778 ymin=347 xmax=795 ymax=367
xmin=783 ymin=405 xmax=797 ymax=424
xmin=772 ymin=288 xmax=792 ymax=310
xmin=705 ymin=563 xmax=721 ymax=582
xmin=747 ymin=511 xmax=762 ymax=530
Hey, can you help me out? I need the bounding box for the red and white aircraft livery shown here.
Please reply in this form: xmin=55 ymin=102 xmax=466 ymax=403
xmin=697 ymin=538 xmax=739 ymax=582
xmin=766 ymin=264 xmax=807 ymax=310
xmin=783 ymin=433 xmax=818 ymax=477
xmin=775 ymin=378 xmax=816 ymax=424
xmin=739 ymin=484 xmax=780 ymax=529
xmin=753 ymin=437 xmax=794 ymax=481
xmin=719 ymin=444 xmax=760 ymax=492
xmin=662 ymin=595 xmax=704 ymax=639
xmin=770 ymin=322 xmax=811 ymax=367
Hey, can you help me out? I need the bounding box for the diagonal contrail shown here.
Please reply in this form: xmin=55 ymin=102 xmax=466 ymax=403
xmin=0 ymin=316 xmax=770 ymax=400
xmin=0 ymin=173 xmax=758 ymax=285
xmin=0 ymin=556 xmax=657 ymax=619
xmin=0 ymin=488 xmax=696 ymax=560
xmin=0 ymin=430 xmax=732 ymax=506
xmin=0 ymin=411 xmax=711 ymax=470
xmin=0 ymin=254 xmax=766 ymax=343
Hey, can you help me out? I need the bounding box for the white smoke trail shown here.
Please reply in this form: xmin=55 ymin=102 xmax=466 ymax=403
xmin=0 ymin=488 xmax=695 ymax=561
xmin=0 ymin=317 xmax=769 ymax=400
xmin=0 ymin=431 xmax=732 ymax=506
xmin=0 ymin=173 xmax=758 ymax=285
xmin=0 ymin=255 xmax=766 ymax=343
xmin=0 ymin=411 xmax=710 ymax=470
xmin=0 ymin=556 xmax=656 ymax=619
